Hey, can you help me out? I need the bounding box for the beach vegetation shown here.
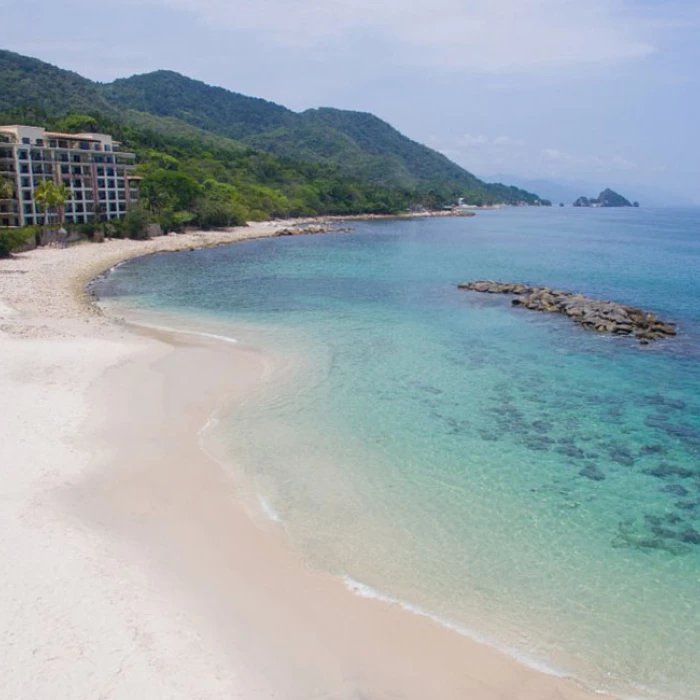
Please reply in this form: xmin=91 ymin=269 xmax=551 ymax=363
xmin=121 ymin=207 xmax=151 ymax=240
xmin=0 ymin=226 xmax=34 ymax=257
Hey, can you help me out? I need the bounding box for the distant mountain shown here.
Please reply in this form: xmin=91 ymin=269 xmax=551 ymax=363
xmin=486 ymin=174 xmax=694 ymax=208
xmin=573 ymin=189 xmax=635 ymax=208
xmin=0 ymin=49 xmax=542 ymax=206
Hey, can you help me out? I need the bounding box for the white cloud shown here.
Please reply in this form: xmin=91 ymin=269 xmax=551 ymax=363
xmin=542 ymin=147 xmax=637 ymax=171
xmin=154 ymin=0 xmax=658 ymax=73
xmin=457 ymin=133 xmax=488 ymax=147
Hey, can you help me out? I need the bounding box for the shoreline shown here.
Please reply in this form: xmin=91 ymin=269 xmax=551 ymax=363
xmin=0 ymin=223 xmax=621 ymax=699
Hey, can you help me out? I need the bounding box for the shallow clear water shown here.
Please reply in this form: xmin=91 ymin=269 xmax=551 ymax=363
xmin=97 ymin=208 xmax=700 ymax=699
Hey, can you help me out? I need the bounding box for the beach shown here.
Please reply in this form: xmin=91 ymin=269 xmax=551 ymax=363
xmin=0 ymin=225 xmax=619 ymax=700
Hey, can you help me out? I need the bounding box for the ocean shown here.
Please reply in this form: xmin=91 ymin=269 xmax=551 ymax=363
xmin=95 ymin=207 xmax=700 ymax=700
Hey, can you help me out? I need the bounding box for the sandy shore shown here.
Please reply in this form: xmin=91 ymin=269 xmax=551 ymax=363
xmin=0 ymin=225 xmax=617 ymax=699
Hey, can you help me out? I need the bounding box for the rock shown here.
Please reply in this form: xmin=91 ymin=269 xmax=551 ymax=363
xmin=274 ymin=224 xmax=353 ymax=237
xmin=579 ymin=464 xmax=606 ymax=481
xmin=457 ymin=281 xmax=676 ymax=344
xmin=609 ymin=447 xmax=635 ymax=466
xmin=660 ymin=484 xmax=689 ymax=497
xmin=680 ymin=528 xmax=700 ymax=545
xmin=644 ymin=463 xmax=695 ymax=479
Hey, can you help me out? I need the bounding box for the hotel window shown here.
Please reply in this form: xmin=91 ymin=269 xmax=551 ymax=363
xmin=61 ymin=165 xmax=69 ymax=175
xmin=24 ymin=203 xmax=32 ymax=214
xmin=22 ymin=138 xmax=30 ymax=145
xmin=108 ymin=179 xmax=115 ymax=188
xmin=22 ymin=189 xmax=32 ymax=200
xmin=98 ymin=179 xmax=105 ymax=188
xmin=21 ymin=177 xmax=30 ymax=187
xmin=75 ymin=203 xmax=84 ymax=213
xmin=97 ymin=167 xmax=105 ymax=176
xmin=20 ymin=164 xmax=29 ymax=174
xmin=109 ymin=202 xmax=117 ymax=212
xmin=18 ymin=150 xmax=28 ymax=160
xmin=108 ymin=191 xmax=116 ymax=200
xmin=49 ymin=140 xmax=57 ymax=148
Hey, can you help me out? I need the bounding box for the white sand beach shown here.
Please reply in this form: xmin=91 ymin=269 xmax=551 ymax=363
xmin=0 ymin=227 xmax=617 ymax=700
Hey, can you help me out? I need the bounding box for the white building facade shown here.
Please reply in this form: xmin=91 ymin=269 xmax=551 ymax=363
xmin=0 ymin=125 xmax=140 ymax=228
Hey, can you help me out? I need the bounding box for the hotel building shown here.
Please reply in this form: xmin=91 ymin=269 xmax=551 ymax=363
xmin=0 ymin=125 xmax=140 ymax=228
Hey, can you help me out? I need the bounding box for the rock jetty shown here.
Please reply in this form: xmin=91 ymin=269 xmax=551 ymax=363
xmin=458 ymin=281 xmax=676 ymax=344
xmin=273 ymin=224 xmax=353 ymax=237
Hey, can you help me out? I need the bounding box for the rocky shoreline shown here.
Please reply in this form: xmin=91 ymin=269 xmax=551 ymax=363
xmin=458 ymin=281 xmax=677 ymax=344
xmin=273 ymin=224 xmax=354 ymax=237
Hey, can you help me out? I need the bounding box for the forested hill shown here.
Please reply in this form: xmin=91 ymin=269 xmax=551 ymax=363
xmin=99 ymin=72 xmax=508 ymax=194
xmin=0 ymin=49 xmax=546 ymax=223
xmin=101 ymin=70 xmax=296 ymax=140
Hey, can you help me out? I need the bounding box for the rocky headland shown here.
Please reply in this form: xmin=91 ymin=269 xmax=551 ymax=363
xmin=458 ymin=281 xmax=676 ymax=344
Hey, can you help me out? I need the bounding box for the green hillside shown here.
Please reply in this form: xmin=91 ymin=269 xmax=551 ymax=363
xmin=101 ymin=70 xmax=295 ymax=140
xmin=0 ymin=49 xmax=547 ymax=228
xmin=0 ymin=50 xmax=112 ymax=118
xmin=101 ymin=71 xmax=532 ymax=200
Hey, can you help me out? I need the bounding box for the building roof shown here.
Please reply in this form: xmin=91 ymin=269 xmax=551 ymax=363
xmin=46 ymin=131 xmax=100 ymax=142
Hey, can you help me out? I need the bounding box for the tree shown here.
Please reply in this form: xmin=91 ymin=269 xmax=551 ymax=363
xmin=0 ymin=175 xmax=14 ymax=200
xmin=54 ymin=182 xmax=73 ymax=226
xmin=33 ymin=181 xmax=54 ymax=226
xmin=33 ymin=180 xmax=73 ymax=227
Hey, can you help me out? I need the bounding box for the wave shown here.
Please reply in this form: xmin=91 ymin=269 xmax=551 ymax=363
xmin=343 ymin=575 xmax=569 ymax=678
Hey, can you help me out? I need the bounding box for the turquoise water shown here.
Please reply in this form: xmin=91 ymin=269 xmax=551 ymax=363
xmin=97 ymin=208 xmax=700 ymax=699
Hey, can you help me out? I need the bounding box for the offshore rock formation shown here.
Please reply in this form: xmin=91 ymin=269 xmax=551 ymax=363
xmin=458 ymin=281 xmax=677 ymax=344
xmin=573 ymin=188 xmax=636 ymax=207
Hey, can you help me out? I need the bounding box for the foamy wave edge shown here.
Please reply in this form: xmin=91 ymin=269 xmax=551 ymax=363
xmin=343 ymin=576 xmax=657 ymax=699
xmin=132 ymin=321 xmax=238 ymax=345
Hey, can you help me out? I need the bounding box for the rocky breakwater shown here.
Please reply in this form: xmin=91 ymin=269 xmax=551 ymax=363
xmin=458 ymin=281 xmax=677 ymax=344
xmin=273 ymin=224 xmax=353 ymax=237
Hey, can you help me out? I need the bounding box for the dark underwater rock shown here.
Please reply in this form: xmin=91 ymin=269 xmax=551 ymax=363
xmin=680 ymin=528 xmax=700 ymax=545
xmin=660 ymin=484 xmax=690 ymax=497
xmin=644 ymin=463 xmax=695 ymax=479
xmin=609 ymin=447 xmax=635 ymax=466
xmin=579 ymin=464 xmax=606 ymax=481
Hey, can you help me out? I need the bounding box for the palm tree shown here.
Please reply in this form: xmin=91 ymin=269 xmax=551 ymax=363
xmin=33 ymin=180 xmax=73 ymax=228
xmin=33 ymin=180 xmax=54 ymax=226
xmin=0 ymin=175 xmax=14 ymax=200
xmin=54 ymin=182 xmax=73 ymax=227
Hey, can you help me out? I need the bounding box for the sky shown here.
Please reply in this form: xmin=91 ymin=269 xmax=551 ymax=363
xmin=3 ymin=0 xmax=699 ymax=203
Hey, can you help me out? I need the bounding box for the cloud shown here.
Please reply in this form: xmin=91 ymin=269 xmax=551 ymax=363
xmin=542 ymin=147 xmax=637 ymax=170
xmin=154 ymin=0 xmax=658 ymax=73
xmin=457 ymin=133 xmax=488 ymax=147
